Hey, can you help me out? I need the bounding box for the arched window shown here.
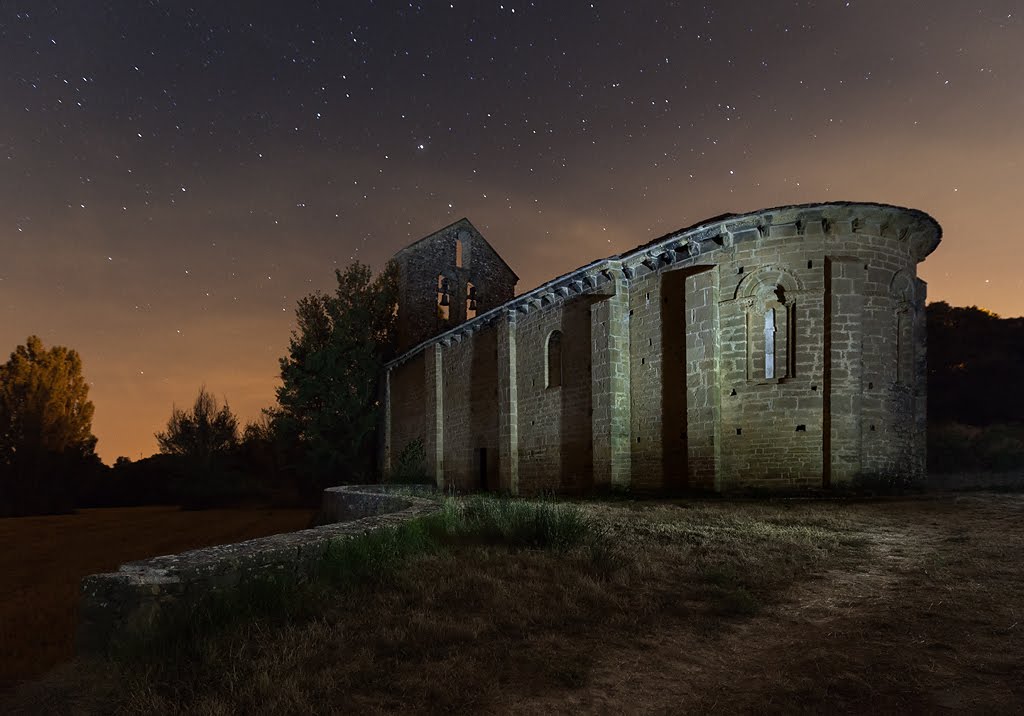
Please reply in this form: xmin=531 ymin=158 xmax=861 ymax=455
xmin=755 ymin=296 xmax=792 ymax=381
xmin=455 ymin=239 xmax=463 ymax=268
xmin=546 ymin=330 xmax=563 ymax=388
xmin=735 ymin=267 xmax=800 ymax=383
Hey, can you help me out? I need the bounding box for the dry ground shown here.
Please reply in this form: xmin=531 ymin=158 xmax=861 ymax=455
xmin=3 ymin=494 xmax=1023 ymax=714
xmin=0 ymin=506 xmax=316 ymax=692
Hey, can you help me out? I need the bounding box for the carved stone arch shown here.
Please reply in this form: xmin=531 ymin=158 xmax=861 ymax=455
xmin=736 ymin=266 xmax=801 ymax=382
xmin=889 ymin=270 xmax=915 ymax=385
xmin=733 ymin=264 xmax=804 ymax=302
xmin=888 ymin=270 xmax=914 ymax=304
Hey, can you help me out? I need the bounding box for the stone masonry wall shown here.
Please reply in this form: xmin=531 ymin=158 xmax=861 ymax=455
xmin=514 ymin=293 xmax=596 ymax=494
xmin=496 ymin=311 xmax=520 ymax=493
xmin=440 ymin=326 xmax=500 ymax=490
xmin=591 ymin=274 xmax=631 ymax=490
xmin=715 ymin=229 xmax=831 ymax=489
xmin=384 ymin=202 xmax=940 ymax=494
xmin=626 ymin=269 xmax=666 ymax=490
xmin=388 ymin=352 xmax=426 ymax=472
xmin=394 ymin=218 xmax=517 ymax=354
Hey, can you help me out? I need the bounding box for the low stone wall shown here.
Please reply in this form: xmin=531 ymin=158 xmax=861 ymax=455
xmin=77 ymin=485 xmax=441 ymax=655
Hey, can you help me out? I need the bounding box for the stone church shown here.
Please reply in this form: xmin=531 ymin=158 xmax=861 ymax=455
xmin=381 ymin=202 xmax=942 ymax=494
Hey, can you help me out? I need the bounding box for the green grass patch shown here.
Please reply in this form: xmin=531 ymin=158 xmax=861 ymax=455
xmin=446 ymin=494 xmax=595 ymax=550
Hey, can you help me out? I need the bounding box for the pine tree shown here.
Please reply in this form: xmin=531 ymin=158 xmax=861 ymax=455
xmin=276 ymin=260 xmax=398 ymax=488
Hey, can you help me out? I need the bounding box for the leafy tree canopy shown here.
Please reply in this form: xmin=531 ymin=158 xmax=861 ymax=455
xmin=927 ymin=302 xmax=1024 ymax=425
xmin=276 ymin=260 xmax=399 ymax=484
xmin=0 ymin=335 xmax=97 ymax=464
xmin=155 ymin=386 xmax=239 ymax=467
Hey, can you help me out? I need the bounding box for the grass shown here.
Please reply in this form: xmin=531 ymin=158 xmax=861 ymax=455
xmin=4 ymin=494 xmax=1024 ymax=714
xmin=446 ymin=493 xmax=596 ymax=550
xmin=112 ymin=496 xmax=602 ymax=663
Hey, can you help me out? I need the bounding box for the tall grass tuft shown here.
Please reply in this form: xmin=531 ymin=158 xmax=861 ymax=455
xmin=317 ymin=514 xmax=444 ymax=586
xmin=445 ymin=494 xmax=594 ymax=551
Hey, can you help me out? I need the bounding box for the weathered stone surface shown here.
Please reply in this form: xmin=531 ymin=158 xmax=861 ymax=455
xmin=384 ymin=202 xmax=942 ymax=494
xmin=77 ymin=485 xmax=440 ymax=655
xmin=392 ymin=218 xmax=518 ymax=354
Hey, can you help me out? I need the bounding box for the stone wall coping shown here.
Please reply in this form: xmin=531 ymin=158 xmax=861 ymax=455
xmin=87 ymin=486 xmax=440 ymax=584
xmin=385 ymin=201 xmax=942 ymax=370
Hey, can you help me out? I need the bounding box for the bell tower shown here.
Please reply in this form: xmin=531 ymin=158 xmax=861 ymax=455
xmin=391 ymin=218 xmax=518 ymax=354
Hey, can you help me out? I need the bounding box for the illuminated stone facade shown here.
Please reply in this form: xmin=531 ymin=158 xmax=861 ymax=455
xmin=383 ymin=203 xmax=942 ymax=493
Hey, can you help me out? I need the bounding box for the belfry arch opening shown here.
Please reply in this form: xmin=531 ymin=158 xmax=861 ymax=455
xmin=437 ymin=274 xmax=450 ymax=321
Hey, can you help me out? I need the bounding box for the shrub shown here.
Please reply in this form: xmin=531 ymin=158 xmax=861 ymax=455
xmin=386 ymin=439 xmax=432 ymax=485
xmin=929 ymin=422 xmax=1024 ymax=473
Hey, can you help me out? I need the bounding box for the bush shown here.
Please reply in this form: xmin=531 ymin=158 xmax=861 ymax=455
xmin=386 ymin=439 xmax=432 ymax=485
xmin=929 ymin=422 xmax=1024 ymax=473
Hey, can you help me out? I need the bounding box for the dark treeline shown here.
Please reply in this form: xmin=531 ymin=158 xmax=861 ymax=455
xmin=926 ymin=302 xmax=1024 ymax=472
xmin=73 ymin=424 xmax=317 ymax=511
xmin=927 ymin=302 xmax=1024 ymax=424
xmin=2 ymin=261 xmax=408 ymax=516
xmin=3 ymin=297 xmax=1020 ymax=516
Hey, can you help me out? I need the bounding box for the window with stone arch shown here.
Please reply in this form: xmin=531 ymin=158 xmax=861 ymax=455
xmin=545 ymin=330 xmax=563 ymax=388
xmin=735 ymin=267 xmax=800 ymax=383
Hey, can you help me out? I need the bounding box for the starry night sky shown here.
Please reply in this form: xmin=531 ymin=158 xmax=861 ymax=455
xmin=1 ymin=1 xmax=1021 ymax=463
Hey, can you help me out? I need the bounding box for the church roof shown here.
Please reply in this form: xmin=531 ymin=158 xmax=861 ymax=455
xmin=393 ymin=217 xmax=520 ymax=281
xmin=386 ymin=201 xmax=941 ymax=369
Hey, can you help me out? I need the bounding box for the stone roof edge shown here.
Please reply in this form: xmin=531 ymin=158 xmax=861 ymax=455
xmin=392 ymin=216 xmax=521 ymax=281
xmin=384 ymin=201 xmax=942 ymax=370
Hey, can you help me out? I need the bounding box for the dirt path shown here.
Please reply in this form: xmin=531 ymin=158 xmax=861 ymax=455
xmin=506 ymin=495 xmax=1024 ymax=714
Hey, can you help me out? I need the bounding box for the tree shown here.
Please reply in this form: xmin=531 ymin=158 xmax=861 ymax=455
xmin=0 ymin=335 xmax=99 ymax=514
xmin=927 ymin=302 xmax=1024 ymax=425
xmin=155 ymin=386 xmax=239 ymax=468
xmin=276 ymin=260 xmax=399 ymax=490
xmin=0 ymin=335 xmax=97 ymax=462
